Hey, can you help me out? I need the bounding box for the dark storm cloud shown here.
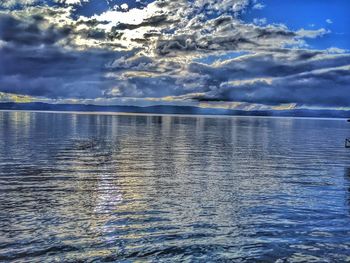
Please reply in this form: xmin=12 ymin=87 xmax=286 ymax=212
xmin=187 ymin=52 xmax=350 ymax=107
xmin=200 ymin=68 xmax=350 ymax=107
xmin=188 ymin=51 xmax=350 ymax=80
xmin=0 ymin=13 xmax=71 ymax=46
xmin=113 ymin=14 xmax=176 ymax=31
xmin=0 ymin=37 xmax=128 ymax=99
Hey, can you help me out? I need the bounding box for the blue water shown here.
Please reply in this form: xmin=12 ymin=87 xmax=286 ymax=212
xmin=1 ymin=111 xmax=350 ymax=262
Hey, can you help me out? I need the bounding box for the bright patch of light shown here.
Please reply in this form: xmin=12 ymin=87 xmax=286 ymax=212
xmin=56 ymin=0 xmax=89 ymax=5
xmin=91 ymin=2 xmax=161 ymax=29
xmin=120 ymin=3 xmax=128 ymax=10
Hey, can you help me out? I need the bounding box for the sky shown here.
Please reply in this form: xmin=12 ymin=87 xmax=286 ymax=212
xmin=0 ymin=0 xmax=349 ymax=111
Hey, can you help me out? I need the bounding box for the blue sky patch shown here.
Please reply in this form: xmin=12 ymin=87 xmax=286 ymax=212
xmin=241 ymin=0 xmax=350 ymax=51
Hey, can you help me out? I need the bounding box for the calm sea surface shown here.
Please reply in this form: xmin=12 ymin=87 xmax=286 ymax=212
xmin=1 ymin=111 xmax=350 ymax=262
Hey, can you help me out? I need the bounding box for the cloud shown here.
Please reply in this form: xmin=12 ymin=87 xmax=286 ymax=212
xmin=0 ymin=13 xmax=71 ymax=47
xmin=253 ymin=18 xmax=267 ymax=26
xmin=0 ymin=0 xmax=89 ymax=8
xmin=212 ymin=66 xmax=350 ymax=107
xmin=0 ymin=39 xmax=126 ymax=99
xmin=97 ymin=49 xmax=350 ymax=108
xmin=296 ymin=28 xmax=329 ymax=39
xmin=0 ymin=0 xmax=39 ymax=8
xmin=187 ymin=52 xmax=350 ymax=107
xmin=326 ymin=47 xmax=347 ymax=54
xmin=252 ymin=3 xmax=265 ymax=10
xmin=120 ymin=3 xmax=129 ymax=10
xmin=0 ymin=0 xmax=348 ymax=110
xmin=326 ymin=19 xmax=333 ymax=24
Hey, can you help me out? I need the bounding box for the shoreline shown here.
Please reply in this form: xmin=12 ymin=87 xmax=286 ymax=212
xmin=0 ymin=109 xmax=348 ymax=121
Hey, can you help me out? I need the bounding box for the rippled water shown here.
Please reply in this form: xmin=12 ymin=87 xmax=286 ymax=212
xmin=1 ymin=111 xmax=350 ymax=262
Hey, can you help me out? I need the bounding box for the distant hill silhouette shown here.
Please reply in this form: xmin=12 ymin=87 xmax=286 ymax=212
xmin=0 ymin=102 xmax=349 ymax=118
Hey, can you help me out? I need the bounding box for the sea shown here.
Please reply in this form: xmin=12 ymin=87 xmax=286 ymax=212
xmin=1 ymin=111 xmax=350 ymax=262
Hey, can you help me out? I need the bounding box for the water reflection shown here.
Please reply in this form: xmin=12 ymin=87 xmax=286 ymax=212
xmin=344 ymin=167 xmax=350 ymax=210
xmin=1 ymin=112 xmax=350 ymax=261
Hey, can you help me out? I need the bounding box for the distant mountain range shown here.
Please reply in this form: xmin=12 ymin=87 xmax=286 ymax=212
xmin=0 ymin=102 xmax=349 ymax=119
